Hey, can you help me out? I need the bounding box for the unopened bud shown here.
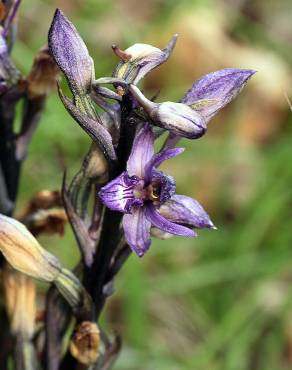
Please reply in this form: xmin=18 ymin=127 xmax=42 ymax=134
xmin=113 ymin=35 xmax=177 ymax=84
xmin=129 ymin=85 xmax=206 ymax=139
xmin=3 ymin=266 xmax=36 ymax=339
xmin=69 ymin=321 xmax=100 ymax=365
xmin=0 ymin=214 xmax=61 ymax=281
xmin=49 ymin=9 xmax=95 ymax=99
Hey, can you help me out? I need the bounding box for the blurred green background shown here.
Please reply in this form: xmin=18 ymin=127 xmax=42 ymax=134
xmin=13 ymin=0 xmax=292 ymax=369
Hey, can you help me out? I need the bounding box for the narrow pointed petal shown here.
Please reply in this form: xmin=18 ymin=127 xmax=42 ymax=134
xmin=145 ymin=204 xmax=196 ymax=237
xmin=181 ymin=68 xmax=256 ymax=122
xmin=144 ymin=147 xmax=184 ymax=183
xmin=99 ymin=172 xmax=143 ymax=213
xmin=48 ymin=9 xmax=94 ymax=95
xmin=59 ymin=87 xmax=117 ymax=161
xmin=159 ymin=194 xmax=215 ymax=229
xmin=123 ymin=208 xmax=151 ymax=257
xmin=127 ymin=124 xmax=154 ymax=177
xmin=113 ymin=34 xmax=177 ymax=84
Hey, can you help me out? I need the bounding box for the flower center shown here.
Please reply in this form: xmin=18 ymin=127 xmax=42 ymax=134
xmin=147 ymin=184 xmax=160 ymax=201
xmin=130 ymin=172 xmax=176 ymax=208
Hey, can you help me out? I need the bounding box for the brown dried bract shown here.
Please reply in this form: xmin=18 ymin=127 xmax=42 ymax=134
xmin=0 ymin=1 xmax=6 ymax=22
xmin=26 ymin=208 xmax=67 ymax=236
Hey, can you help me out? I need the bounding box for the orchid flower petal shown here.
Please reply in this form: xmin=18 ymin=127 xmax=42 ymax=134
xmin=127 ymin=124 xmax=154 ymax=177
xmin=145 ymin=203 xmax=196 ymax=237
xmin=123 ymin=208 xmax=151 ymax=257
xmin=144 ymin=147 xmax=184 ymax=183
xmin=181 ymin=68 xmax=256 ymax=122
xmin=159 ymin=194 xmax=215 ymax=229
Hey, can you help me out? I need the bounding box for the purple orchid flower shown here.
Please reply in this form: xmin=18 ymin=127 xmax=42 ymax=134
xmin=129 ymin=68 xmax=256 ymax=140
xmin=99 ymin=124 xmax=215 ymax=257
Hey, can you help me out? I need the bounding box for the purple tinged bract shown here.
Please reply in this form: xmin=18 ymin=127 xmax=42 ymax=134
xmin=99 ymin=124 xmax=215 ymax=257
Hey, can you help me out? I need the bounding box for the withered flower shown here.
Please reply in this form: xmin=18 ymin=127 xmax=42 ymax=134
xmin=24 ymin=208 xmax=67 ymax=236
xmin=69 ymin=321 xmax=100 ymax=365
xmin=0 ymin=214 xmax=61 ymax=281
xmin=17 ymin=190 xmax=67 ymax=236
xmin=26 ymin=46 xmax=60 ymax=99
xmin=3 ymin=266 xmax=36 ymax=339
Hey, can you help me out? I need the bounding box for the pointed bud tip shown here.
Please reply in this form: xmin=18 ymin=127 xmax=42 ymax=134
xmin=54 ymin=8 xmax=64 ymax=18
xmin=244 ymin=69 xmax=257 ymax=77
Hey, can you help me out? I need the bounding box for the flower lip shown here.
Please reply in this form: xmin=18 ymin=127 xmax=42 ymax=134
xmin=150 ymin=170 xmax=176 ymax=204
xmin=98 ymin=172 xmax=144 ymax=214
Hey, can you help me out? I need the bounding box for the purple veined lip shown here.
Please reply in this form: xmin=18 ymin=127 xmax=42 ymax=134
xmin=99 ymin=124 xmax=215 ymax=257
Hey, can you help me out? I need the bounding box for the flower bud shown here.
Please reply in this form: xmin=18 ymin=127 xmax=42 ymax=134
xmin=69 ymin=321 xmax=100 ymax=365
xmin=129 ymin=85 xmax=206 ymax=138
xmin=0 ymin=214 xmax=61 ymax=281
xmin=113 ymin=35 xmax=177 ymax=84
xmin=3 ymin=266 xmax=36 ymax=339
xmin=48 ymin=9 xmax=94 ymax=96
